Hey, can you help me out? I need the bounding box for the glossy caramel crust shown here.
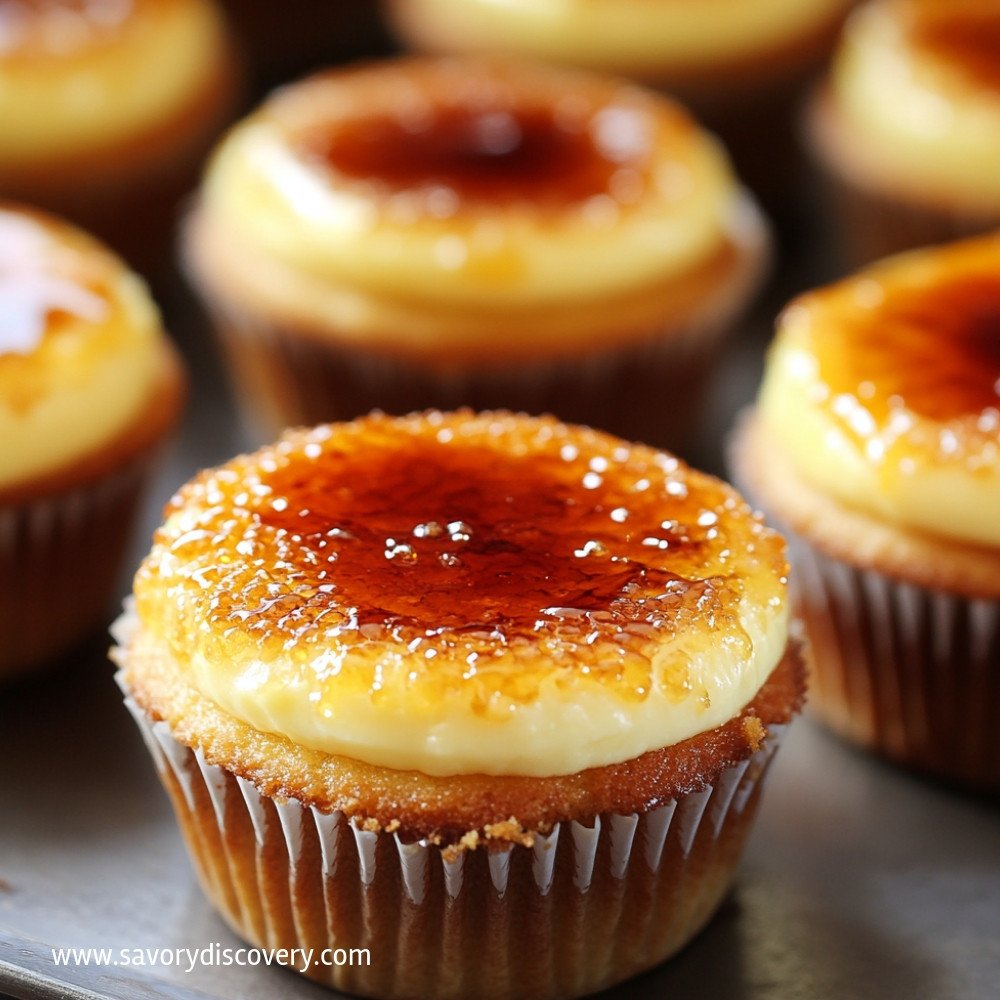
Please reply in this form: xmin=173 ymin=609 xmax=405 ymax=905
xmin=733 ymin=411 xmax=1000 ymax=599
xmin=120 ymin=634 xmax=802 ymax=845
xmin=0 ymin=338 xmax=185 ymax=507
xmin=906 ymin=2 xmax=1000 ymax=93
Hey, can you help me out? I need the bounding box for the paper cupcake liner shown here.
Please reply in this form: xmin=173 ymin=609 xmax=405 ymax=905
xmin=118 ymin=673 xmax=787 ymax=1000
xmin=204 ymin=292 xmax=750 ymax=454
xmin=808 ymin=127 xmax=1000 ymax=268
xmin=792 ymin=538 xmax=1000 ymax=792
xmin=829 ymin=176 xmax=998 ymax=267
xmin=0 ymin=453 xmax=159 ymax=682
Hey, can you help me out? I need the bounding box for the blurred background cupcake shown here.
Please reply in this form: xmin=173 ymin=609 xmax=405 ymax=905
xmin=807 ymin=0 xmax=1000 ymax=266
xmin=182 ymin=55 xmax=770 ymax=453
xmin=0 ymin=203 xmax=185 ymax=681
xmin=0 ymin=0 xmax=241 ymax=275
xmin=386 ymin=0 xmax=857 ymax=215
xmin=734 ymin=233 xmax=1000 ymax=792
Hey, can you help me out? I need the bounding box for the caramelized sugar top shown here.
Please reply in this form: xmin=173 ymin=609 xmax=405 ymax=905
xmin=0 ymin=206 xmax=109 ymax=364
xmin=286 ymin=60 xmax=663 ymax=212
xmin=813 ymin=272 xmax=1000 ymax=425
xmin=298 ymin=104 xmax=624 ymax=207
xmin=0 ymin=0 xmax=144 ymax=57
xmin=139 ymin=413 xmax=785 ymax=707
xmin=907 ymin=2 xmax=1000 ymax=92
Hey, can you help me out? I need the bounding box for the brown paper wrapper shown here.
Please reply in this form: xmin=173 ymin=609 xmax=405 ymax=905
xmin=1 ymin=343 xmax=185 ymax=682
xmin=805 ymin=93 xmax=1000 ymax=268
xmin=206 ymin=295 xmax=745 ymax=455
xmin=793 ymin=539 xmax=1000 ymax=792
xmin=817 ymin=166 xmax=1000 ymax=269
xmin=0 ymin=454 xmax=157 ymax=681
xmin=118 ymin=672 xmax=789 ymax=1000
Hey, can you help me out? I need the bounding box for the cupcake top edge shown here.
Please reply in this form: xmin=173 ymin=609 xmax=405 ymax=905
xmin=824 ymin=0 xmax=1000 ymax=210
xmin=388 ymin=0 xmax=852 ymax=80
xmin=189 ymin=55 xmax=766 ymax=340
xmin=131 ymin=410 xmax=790 ymax=779
xmin=0 ymin=202 xmax=177 ymax=492
xmin=758 ymin=232 xmax=1000 ymax=549
xmin=0 ymin=0 xmax=232 ymax=168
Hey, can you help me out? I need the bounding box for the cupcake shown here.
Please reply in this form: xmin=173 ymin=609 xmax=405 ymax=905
xmin=182 ymin=56 xmax=769 ymax=451
xmin=734 ymin=234 xmax=1000 ymax=791
xmin=386 ymin=0 xmax=855 ymax=207
xmin=0 ymin=203 xmax=185 ymax=681
xmin=807 ymin=0 xmax=1000 ymax=265
xmin=115 ymin=410 xmax=802 ymax=1000
xmin=0 ymin=0 xmax=240 ymax=272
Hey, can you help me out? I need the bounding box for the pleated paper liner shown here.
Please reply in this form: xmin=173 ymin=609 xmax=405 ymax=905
xmin=205 ymin=296 xmax=740 ymax=455
xmin=0 ymin=347 xmax=185 ymax=682
xmin=816 ymin=165 xmax=1000 ymax=270
xmin=793 ymin=539 xmax=1000 ymax=793
xmin=804 ymin=91 xmax=1000 ymax=269
xmin=186 ymin=189 xmax=769 ymax=454
xmin=0 ymin=460 xmax=152 ymax=680
xmin=118 ymin=670 xmax=789 ymax=1000
xmin=730 ymin=413 xmax=1000 ymax=794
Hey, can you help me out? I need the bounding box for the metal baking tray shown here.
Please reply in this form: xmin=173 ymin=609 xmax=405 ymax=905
xmin=2 ymin=11 xmax=999 ymax=997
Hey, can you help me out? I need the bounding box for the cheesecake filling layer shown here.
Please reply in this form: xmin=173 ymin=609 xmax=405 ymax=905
xmin=196 ymin=58 xmax=757 ymax=348
xmin=829 ymin=0 xmax=1000 ymax=208
xmin=392 ymin=0 xmax=849 ymax=73
xmin=759 ymin=235 xmax=1000 ymax=548
xmin=0 ymin=206 xmax=165 ymax=489
xmin=134 ymin=412 xmax=789 ymax=778
xmin=0 ymin=0 xmax=229 ymax=166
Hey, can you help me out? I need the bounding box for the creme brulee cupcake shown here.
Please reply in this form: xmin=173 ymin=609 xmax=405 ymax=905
xmin=386 ymin=0 xmax=855 ymax=205
xmin=735 ymin=235 xmax=1000 ymax=791
xmin=115 ymin=410 xmax=802 ymax=1000
xmin=183 ymin=56 xmax=769 ymax=451
xmin=0 ymin=0 xmax=239 ymax=271
xmin=808 ymin=0 xmax=1000 ymax=265
xmin=0 ymin=203 xmax=185 ymax=680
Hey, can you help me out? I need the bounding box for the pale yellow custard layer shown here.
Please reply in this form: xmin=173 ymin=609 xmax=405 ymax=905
xmin=0 ymin=206 xmax=167 ymax=489
xmin=829 ymin=0 xmax=1000 ymax=210
xmin=391 ymin=0 xmax=850 ymax=76
xmin=133 ymin=412 xmax=790 ymax=778
xmin=0 ymin=0 xmax=229 ymax=166
xmin=193 ymin=57 xmax=764 ymax=352
xmin=759 ymin=235 xmax=1000 ymax=548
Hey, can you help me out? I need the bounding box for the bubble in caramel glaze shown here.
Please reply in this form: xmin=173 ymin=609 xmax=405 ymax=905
xmin=906 ymin=1 xmax=1000 ymax=93
xmin=136 ymin=412 xmax=786 ymax=717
